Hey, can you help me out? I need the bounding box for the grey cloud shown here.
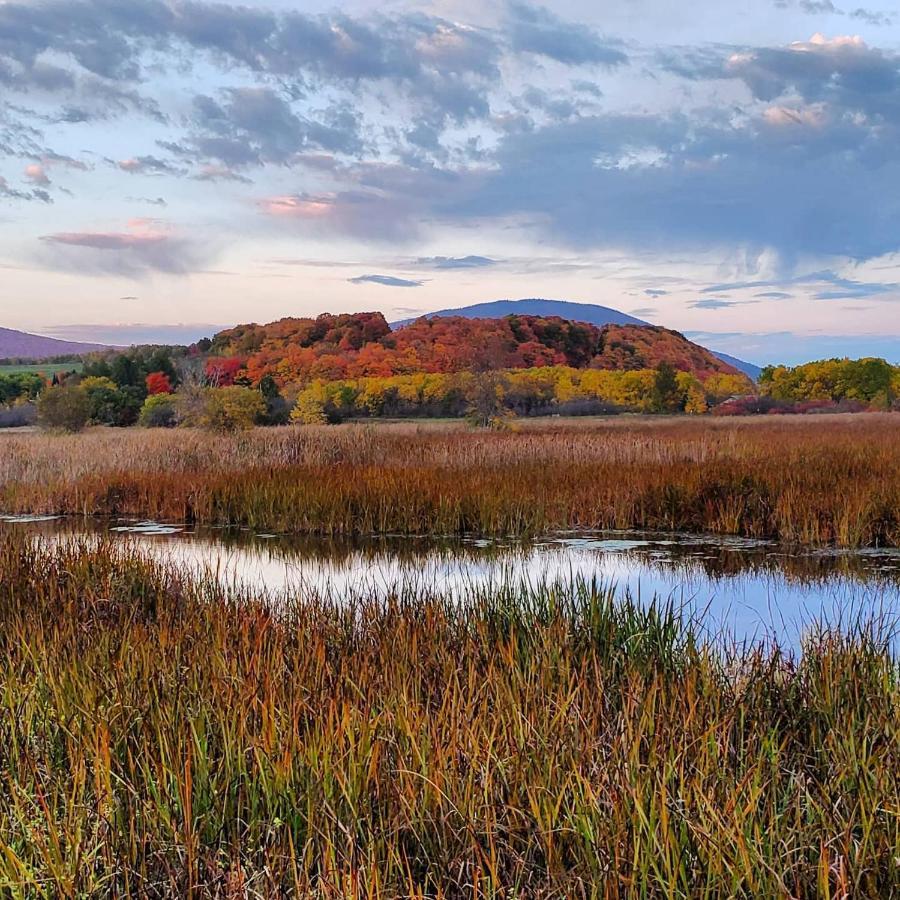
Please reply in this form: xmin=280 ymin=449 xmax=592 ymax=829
xmin=774 ymin=0 xmax=891 ymax=24
xmin=416 ymin=255 xmax=496 ymax=269
xmin=127 ymin=195 xmax=167 ymax=206
xmin=691 ymin=298 xmax=735 ymax=309
xmin=0 ymin=0 xmax=500 ymax=152
xmin=725 ymin=36 xmax=900 ymax=122
xmin=437 ymin=105 xmax=900 ymax=259
xmin=507 ymin=3 xmax=628 ymax=67
xmin=189 ymin=88 xmax=363 ymax=167
xmin=850 ymin=8 xmax=893 ymax=25
xmin=644 ymin=289 xmax=668 ymax=297
xmin=38 ymin=227 xmax=209 ymax=276
xmin=349 ymin=274 xmax=425 ymax=287
xmin=0 ymin=174 xmax=50 ymax=202
xmin=705 ymin=271 xmax=899 ymax=299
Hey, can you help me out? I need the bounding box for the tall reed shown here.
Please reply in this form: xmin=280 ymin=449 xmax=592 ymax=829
xmin=2 ymin=416 xmax=898 ymax=546
xmin=0 ymin=533 xmax=897 ymax=896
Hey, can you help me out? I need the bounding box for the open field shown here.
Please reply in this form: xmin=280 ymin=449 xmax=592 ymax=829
xmin=1 ymin=415 xmax=899 ymax=547
xmin=0 ymin=532 xmax=896 ymax=897
xmin=0 ymin=362 xmax=83 ymax=376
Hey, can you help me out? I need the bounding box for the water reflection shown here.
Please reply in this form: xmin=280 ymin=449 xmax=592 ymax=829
xmin=3 ymin=515 xmax=899 ymax=648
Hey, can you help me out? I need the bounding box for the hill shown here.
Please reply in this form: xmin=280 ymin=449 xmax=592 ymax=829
xmin=391 ymin=299 xmax=761 ymax=381
xmin=0 ymin=327 xmax=109 ymax=360
xmin=706 ymin=351 xmax=763 ymax=382
xmin=391 ymin=299 xmax=647 ymax=328
xmin=210 ymin=312 xmax=747 ymax=385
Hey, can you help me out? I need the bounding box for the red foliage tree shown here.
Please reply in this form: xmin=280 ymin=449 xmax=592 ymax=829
xmin=205 ymin=356 xmax=245 ymax=387
xmin=145 ymin=371 xmax=173 ymax=395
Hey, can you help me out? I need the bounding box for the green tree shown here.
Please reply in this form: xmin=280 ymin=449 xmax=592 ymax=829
xmin=651 ymin=363 xmax=681 ymax=413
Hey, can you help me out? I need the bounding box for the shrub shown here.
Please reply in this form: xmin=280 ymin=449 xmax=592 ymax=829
xmin=0 ymin=402 xmax=37 ymax=428
xmin=139 ymin=394 xmax=178 ymax=428
xmin=37 ymin=385 xmax=92 ymax=432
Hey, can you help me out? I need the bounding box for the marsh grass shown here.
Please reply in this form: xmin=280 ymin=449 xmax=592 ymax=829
xmin=1 ymin=415 xmax=898 ymax=547
xmin=0 ymin=533 xmax=897 ymax=897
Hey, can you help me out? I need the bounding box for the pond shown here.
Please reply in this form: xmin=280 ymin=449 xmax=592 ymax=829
xmin=3 ymin=514 xmax=900 ymax=650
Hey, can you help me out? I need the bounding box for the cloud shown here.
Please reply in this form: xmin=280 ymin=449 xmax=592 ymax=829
xmin=704 ymin=270 xmax=899 ymax=299
xmin=416 ymin=255 xmax=496 ymax=269
xmin=258 ymin=161 xmax=463 ymax=240
xmin=774 ymin=0 xmax=892 ymax=25
xmin=187 ymin=88 xmax=363 ymax=167
xmin=349 ymin=274 xmax=425 ymax=287
xmin=507 ymin=3 xmax=628 ymax=67
xmin=117 ymin=156 xmax=183 ymax=176
xmin=644 ymin=288 xmax=668 ymax=297
xmin=4 ymin=0 xmax=900 ymax=275
xmin=127 ymin=195 xmax=167 ymax=207
xmin=23 ymin=163 xmax=50 ymax=186
xmin=690 ymin=298 xmax=736 ymax=309
xmin=0 ymin=174 xmax=49 ymax=202
xmin=38 ymin=220 xmax=208 ymax=276
xmin=192 ymin=165 xmax=252 ymax=184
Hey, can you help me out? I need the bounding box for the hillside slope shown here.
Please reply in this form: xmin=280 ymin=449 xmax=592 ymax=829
xmin=0 ymin=327 xmax=109 ymax=359
xmin=392 ymin=299 xmax=761 ymax=381
xmin=211 ymin=312 xmax=747 ymax=385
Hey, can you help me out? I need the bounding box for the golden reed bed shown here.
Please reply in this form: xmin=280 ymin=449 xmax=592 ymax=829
xmin=2 ymin=414 xmax=899 ymax=546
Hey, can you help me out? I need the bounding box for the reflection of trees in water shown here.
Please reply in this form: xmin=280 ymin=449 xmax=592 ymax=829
xmin=10 ymin=519 xmax=899 ymax=590
xmin=611 ymin=544 xmax=900 ymax=588
xmin=202 ymin=528 xmax=900 ymax=589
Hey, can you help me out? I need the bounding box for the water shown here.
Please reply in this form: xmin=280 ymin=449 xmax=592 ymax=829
xmin=3 ymin=514 xmax=900 ymax=650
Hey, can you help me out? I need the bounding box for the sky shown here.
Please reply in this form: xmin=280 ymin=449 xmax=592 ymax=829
xmin=1 ymin=0 xmax=899 ymax=365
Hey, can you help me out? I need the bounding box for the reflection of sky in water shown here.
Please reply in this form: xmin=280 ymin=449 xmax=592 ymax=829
xmin=3 ymin=516 xmax=899 ymax=651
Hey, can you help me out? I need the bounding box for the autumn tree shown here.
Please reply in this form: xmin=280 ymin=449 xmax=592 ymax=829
xmin=145 ymin=371 xmax=173 ymax=395
xmin=196 ymin=387 xmax=265 ymax=432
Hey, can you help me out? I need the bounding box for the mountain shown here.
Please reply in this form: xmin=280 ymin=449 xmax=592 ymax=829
xmin=211 ymin=311 xmax=747 ymax=385
xmin=706 ymin=351 xmax=762 ymax=382
xmin=391 ymin=298 xmax=648 ymax=328
xmin=391 ymin=299 xmax=761 ymax=381
xmin=0 ymin=327 xmax=109 ymax=359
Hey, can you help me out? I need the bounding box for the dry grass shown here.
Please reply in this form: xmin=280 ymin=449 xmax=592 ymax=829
xmin=2 ymin=414 xmax=899 ymax=546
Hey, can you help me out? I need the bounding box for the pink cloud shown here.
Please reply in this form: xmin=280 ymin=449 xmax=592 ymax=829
xmin=24 ymin=164 xmax=51 ymax=186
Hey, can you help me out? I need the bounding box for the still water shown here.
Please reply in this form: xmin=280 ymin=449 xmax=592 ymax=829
xmin=4 ymin=514 xmax=900 ymax=649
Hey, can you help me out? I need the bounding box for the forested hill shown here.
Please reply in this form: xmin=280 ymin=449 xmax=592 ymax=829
xmin=209 ymin=312 xmax=747 ymax=385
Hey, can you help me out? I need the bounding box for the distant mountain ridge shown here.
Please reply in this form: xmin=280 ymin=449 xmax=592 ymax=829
xmin=0 ymin=327 xmax=109 ymax=359
xmin=391 ymin=299 xmax=762 ymax=381
xmin=391 ymin=298 xmax=647 ymax=328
